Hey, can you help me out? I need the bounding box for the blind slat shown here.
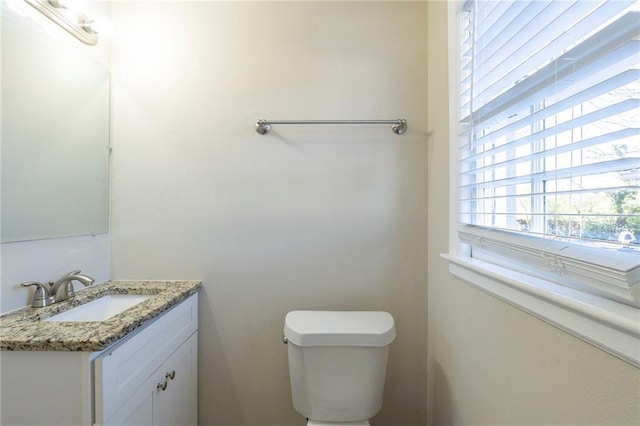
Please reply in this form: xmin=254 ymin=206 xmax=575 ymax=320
xmin=473 ymin=1 xmax=578 ymax=94
xmin=461 ymin=98 xmax=640 ymax=163
xmin=473 ymin=1 xmax=543 ymax=71
xmin=460 ymin=128 xmax=640 ymax=177
xmin=459 ymin=185 xmax=640 ymax=202
xmin=460 ymin=157 xmax=640 ymax=191
xmin=462 ymin=11 xmax=640 ymax=126
xmin=472 ymin=1 xmax=636 ymax=109
xmin=460 ymin=69 xmax=640 ymax=149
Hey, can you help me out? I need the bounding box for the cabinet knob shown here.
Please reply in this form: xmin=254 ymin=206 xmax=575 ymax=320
xmin=157 ymin=381 xmax=168 ymax=391
xmin=166 ymin=370 xmax=176 ymax=380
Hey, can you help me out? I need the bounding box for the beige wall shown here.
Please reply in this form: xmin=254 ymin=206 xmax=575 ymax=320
xmin=110 ymin=2 xmax=428 ymax=425
xmin=426 ymin=1 xmax=640 ymax=425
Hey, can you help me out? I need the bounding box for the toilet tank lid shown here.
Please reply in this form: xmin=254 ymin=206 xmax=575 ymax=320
xmin=284 ymin=310 xmax=396 ymax=347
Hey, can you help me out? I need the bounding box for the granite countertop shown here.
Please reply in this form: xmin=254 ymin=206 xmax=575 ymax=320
xmin=0 ymin=280 xmax=201 ymax=352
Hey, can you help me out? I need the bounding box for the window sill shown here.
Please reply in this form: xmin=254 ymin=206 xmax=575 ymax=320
xmin=442 ymin=254 xmax=640 ymax=368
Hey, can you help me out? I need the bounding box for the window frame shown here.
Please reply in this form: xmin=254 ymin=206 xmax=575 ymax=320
xmin=444 ymin=0 xmax=640 ymax=368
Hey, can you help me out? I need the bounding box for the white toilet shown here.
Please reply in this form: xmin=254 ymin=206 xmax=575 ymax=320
xmin=284 ymin=310 xmax=396 ymax=426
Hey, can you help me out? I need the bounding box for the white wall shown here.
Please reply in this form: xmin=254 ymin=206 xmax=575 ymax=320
xmin=426 ymin=2 xmax=640 ymax=425
xmin=110 ymin=2 xmax=428 ymax=425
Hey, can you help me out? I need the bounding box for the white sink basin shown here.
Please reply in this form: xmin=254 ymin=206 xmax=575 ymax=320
xmin=44 ymin=294 xmax=152 ymax=322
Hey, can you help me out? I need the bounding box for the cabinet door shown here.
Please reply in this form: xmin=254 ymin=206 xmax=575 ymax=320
xmin=105 ymin=390 xmax=154 ymax=426
xmin=95 ymin=293 xmax=198 ymax=424
xmin=153 ymin=333 xmax=198 ymax=426
xmin=103 ymin=333 xmax=198 ymax=426
xmin=102 ymin=366 xmax=161 ymax=426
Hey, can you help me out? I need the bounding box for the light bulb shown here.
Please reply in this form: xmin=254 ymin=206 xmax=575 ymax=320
xmin=82 ymin=18 xmax=112 ymax=36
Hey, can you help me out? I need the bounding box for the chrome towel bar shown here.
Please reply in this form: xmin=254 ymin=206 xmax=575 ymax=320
xmin=255 ymin=119 xmax=407 ymax=135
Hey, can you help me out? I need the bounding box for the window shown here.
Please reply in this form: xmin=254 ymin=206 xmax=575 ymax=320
xmin=448 ymin=0 xmax=640 ymax=366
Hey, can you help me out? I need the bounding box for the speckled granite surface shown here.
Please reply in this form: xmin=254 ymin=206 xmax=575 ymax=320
xmin=0 ymin=280 xmax=201 ymax=352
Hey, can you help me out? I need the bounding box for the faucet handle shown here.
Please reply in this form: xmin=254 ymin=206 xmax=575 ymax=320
xmin=20 ymin=281 xmax=54 ymax=308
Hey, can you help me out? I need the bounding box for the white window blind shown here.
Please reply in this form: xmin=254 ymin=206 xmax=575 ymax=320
xmin=458 ymin=0 xmax=640 ymax=305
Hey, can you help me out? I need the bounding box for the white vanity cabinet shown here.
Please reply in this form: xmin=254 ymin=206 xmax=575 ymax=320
xmin=95 ymin=293 xmax=198 ymax=426
xmin=0 ymin=293 xmax=198 ymax=426
xmin=101 ymin=333 xmax=197 ymax=425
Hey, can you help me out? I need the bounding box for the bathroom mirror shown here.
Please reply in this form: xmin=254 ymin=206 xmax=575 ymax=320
xmin=1 ymin=3 xmax=110 ymax=242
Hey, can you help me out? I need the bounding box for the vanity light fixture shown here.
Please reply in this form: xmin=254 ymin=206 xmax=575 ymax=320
xmin=23 ymin=0 xmax=106 ymax=45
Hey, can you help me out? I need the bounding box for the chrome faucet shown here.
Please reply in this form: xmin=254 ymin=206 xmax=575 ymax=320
xmin=49 ymin=270 xmax=95 ymax=302
xmin=20 ymin=270 xmax=95 ymax=308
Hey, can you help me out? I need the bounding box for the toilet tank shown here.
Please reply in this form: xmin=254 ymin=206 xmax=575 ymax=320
xmin=284 ymin=311 xmax=396 ymax=422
